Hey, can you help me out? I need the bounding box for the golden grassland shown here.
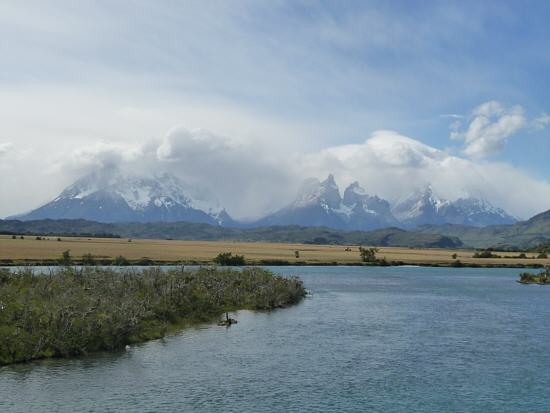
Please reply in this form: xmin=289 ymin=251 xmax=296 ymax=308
xmin=1 ymin=234 xmax=549 ymax=267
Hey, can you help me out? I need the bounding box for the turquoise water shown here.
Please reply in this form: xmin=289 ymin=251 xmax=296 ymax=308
xmin=1 ymin=266 xmax=550 ymax=412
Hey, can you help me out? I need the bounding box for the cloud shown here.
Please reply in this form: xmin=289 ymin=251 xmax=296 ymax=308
xmin=0 ymin=142 xmax=13 ymax=156
xmin=55 ymin=141 xmax=142 ymax=177
xmin=450 ymin=101 xmax=526 ymax=158
xmin=300 ymin=130 xmax=550 ymax=218
xmin=154 ymin=128 xmax=296 ymax=218
xmin=532 ymin=113 xmax=550 ymax=130
xmin=4 ymin=127 xmax=550 ymax=220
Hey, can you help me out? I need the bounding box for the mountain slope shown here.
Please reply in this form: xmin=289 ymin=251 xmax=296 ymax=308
xmin=417 ymin=208 xmax=550 ymax=249
xmin=13 ymin=171 xmax=236 ymax=226
xmin=256 ymin=175 xmax=347 ymax=228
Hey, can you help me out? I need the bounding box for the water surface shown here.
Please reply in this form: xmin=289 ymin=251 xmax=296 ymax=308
xmin=1 ymin=266 xmax=549 ymax=412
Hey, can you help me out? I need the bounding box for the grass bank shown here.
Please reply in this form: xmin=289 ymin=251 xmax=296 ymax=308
xmin=2 ymin=235 xmax=550 ymax=268
xmin=0 ymin=266 xmax=306 ymax=366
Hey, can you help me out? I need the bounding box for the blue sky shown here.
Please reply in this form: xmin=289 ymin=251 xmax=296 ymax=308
xmin=0 ymin=0 xmax=549 ymax=218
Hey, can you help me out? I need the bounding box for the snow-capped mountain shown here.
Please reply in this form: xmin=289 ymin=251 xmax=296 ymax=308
xmin=255 ymin=175 xmax=398 ymax=230
xmin=439 ymin=197 xmax=517 ymax=227
xmin=392 ymin=185 xmax=450 ymax=227
xmin=340 ymin=181 xmax=399 ymax=229
xmin=256 ymin=177 xmax=516 ymax=230
xmin=13 ymin=171 xmax=235 ymax=225
xmin=392 ymin=185 xmax=516 ymax=228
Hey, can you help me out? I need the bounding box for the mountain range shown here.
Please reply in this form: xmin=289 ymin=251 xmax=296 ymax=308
xmin=255 ymin=175 xmax=515 ymax=230
xmin=11 ymin=171 xmax=517 ymax=230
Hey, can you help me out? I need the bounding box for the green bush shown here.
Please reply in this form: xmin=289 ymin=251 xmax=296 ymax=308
xmin=359 ymin=246 xmax=378 ymax=263
xmin=213 ymin=252 xmax=246 ymax=266
xmin=473 ymin=250 xmax=500 ymax=259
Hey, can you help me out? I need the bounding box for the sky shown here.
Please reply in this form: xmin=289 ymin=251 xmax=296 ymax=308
xmin=1 ymin=0 xmax=550 ymax=220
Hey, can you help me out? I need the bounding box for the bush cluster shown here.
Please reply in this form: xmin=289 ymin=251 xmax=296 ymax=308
xmin=213 ymin=252 xmax=246 ymax=266
xmin=0 ymin=266 xmax=305 ymax=365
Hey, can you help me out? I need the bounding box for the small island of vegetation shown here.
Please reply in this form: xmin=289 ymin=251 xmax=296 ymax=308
xmin=518 ymin=267 xmax=550 ymax=284
xmin=0 ymin=266 xmax=306 ymax=366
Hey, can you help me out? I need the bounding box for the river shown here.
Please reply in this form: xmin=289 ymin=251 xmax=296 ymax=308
xmin=1 ymin=266 xmax=549 ymax=412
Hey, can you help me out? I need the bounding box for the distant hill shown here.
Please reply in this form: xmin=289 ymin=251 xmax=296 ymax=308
xmin=417 ymin=209 xmax=550 ymax=249
xmin=0 ymin=219 xmax=463 ymax=249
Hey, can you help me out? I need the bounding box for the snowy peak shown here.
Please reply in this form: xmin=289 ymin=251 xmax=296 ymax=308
xmin=393 ymin=185 xmax=516 ymax=228
xmin=294 ymin=174 xmax=342 ymax=210
xmin=392 ymin=185 xmax=448 ymax=224
xmin=16 ymin=171 xmax=235 ymax=225
xmin=258 ymin=175 xmax=398 ymax=230
xmin=442 ymin=197 xmax=516 ymax=226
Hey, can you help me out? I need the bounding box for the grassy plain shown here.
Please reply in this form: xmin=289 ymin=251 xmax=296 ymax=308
xmin=1 ymin=234 xmax=548 ymax=267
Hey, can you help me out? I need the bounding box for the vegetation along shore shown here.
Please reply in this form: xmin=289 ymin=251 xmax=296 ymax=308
xmin=0 ymin=266 xmax=306 ymax=366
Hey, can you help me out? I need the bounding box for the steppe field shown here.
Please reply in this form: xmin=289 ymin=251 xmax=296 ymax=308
xmin=1 ymin=234 xmax=548 ymax=267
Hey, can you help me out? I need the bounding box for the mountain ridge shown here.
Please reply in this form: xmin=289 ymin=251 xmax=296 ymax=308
xmin=10 ymin=171 xmax=517 ymax=231
xmin=255 ymin=176 xmax=516 ymax=230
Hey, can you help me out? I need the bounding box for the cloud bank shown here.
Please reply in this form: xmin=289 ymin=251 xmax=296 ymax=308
xmin=24 ymin=127 xmax=549 ymax=221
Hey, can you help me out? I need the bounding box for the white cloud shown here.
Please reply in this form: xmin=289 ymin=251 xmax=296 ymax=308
xmin=450 ymin=101 xmax=526 ymax=158
xmin=33 ymin=128 xmax=550 ymax=220
xmin=299 ymin=130 xmax=550 ymax=219
xmin=0 ymin=142 xmax=13 ymax=156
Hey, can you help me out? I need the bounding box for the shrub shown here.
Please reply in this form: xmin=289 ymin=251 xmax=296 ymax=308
xmin=359 ymin=246 xmax=378 ymax=263
xmin=136 ymin=257 xmax=154 ymax=266
xmin=213 ymin=252 xmax=246 ymax=266
xmin=81 ymin=253 xmax=96 ymax=266
xmin=59 ymin=250 xmax=72 ymax=265
xmin=537 ymin=252 xmax=548 ymax=259
xmin=473 ymin=250 xmax=500 ymax=259
xmin=114 ymin=255 xmax=130 ymax=266
xmin=0 ymin=266 xmax=306 ymax=366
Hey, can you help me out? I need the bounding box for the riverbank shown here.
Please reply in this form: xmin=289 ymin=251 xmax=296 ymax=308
xmin=0 ymin=266 xmax=306 ymax=366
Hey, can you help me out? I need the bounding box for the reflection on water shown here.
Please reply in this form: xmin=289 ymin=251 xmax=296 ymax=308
xmin=2 ymin=266 xmax=550 ymax=412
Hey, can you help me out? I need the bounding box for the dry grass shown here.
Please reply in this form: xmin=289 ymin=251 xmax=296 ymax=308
xmin=1 ymin=234 xmax=548 ymax=266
